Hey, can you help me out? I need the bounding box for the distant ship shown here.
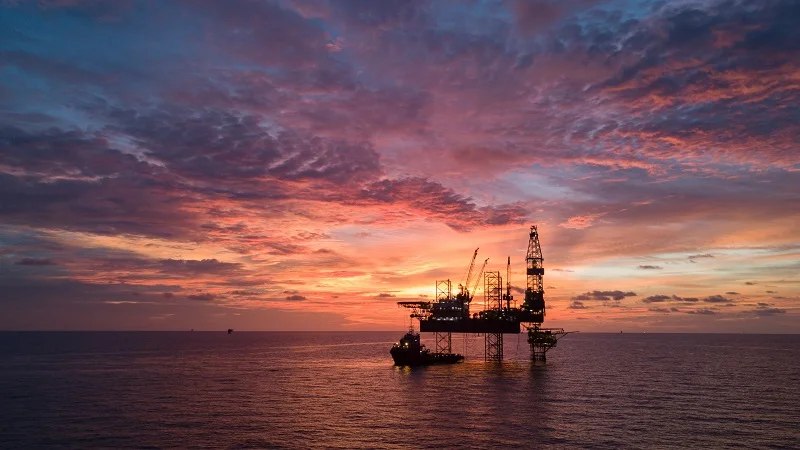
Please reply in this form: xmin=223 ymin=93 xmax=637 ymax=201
xmin=390 ymin=331 xmax=464 ymax=366
xmin=227 ymin=328 xmax=233 ymax=335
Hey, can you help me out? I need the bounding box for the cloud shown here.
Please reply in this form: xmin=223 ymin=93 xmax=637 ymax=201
xmin=642 ymin=294 xmax=705 ymax=304
xmin=0 ymin=126 xmax=216 ymax=239
xmin=754 ymin=308 xmax=787 ymax=316
xmin=559 ymin=213 xmax=604 ymax=229
xmin=0 ymin=126 xmax=145 ymax=178
xmin=231 ymin=290 xmax=259 ymax=296
xmin=745 ymin=282 xmax=757 ymax=285
xmin=285 ymin=294 xmax=307 ymax=301
xmin=586 ymin=1 xmax=800 ymax=169
xmin=187 ymin=293 xmax=216 ymax=301
xmin=6 ymin=113 xmax=489 ymax=239
xmin=15 ymin=258 xmax=56 ymax=266
xmin=511 ymin=0 xmax=597 ymax=35
xmin=687 ymin=308 xmax=717 ymax=315
xmin=725 ymin=292 xmax=740 ymax=295
xmin=376 ymin=293 xmax=396 ymax=298
xmin=750 ymin=302 xmax=788 ymax=316
xmin=111 ymin=108 xmax=383 ymax=185
xmin=0 ymin=171 xmax=200 ymax=240
xmin=360 ymin=178 xmax=529 ymax=231
xmin=642 ymin=295 xmax=671 ymax=303
xmin=648 ymin=307 xmax=671 ymax=313
xmin=688 ymin=254 xmax=715 ymax=261
xmin=568 ymin=301 xmax=588 ymax=309
xmin=1 ymin=114 xmax=530 ymax=243
xmin=573 ymin=290 xmax=637 ymax=301
xmin=158 ymin=259 xmax=244 ymax=275
xmin=638 ymin=265 xmax=662 ymax=270
xmin=703 ymin=295 xmax=731 ymax=303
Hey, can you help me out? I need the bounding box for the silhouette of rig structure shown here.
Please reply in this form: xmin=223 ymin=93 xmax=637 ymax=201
xmin=398 ymin=225 xmax=574 ymax=362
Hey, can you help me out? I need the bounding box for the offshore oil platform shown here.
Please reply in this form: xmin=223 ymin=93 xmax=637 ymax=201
xmin=391 ymin=225 xmax=574 ymax=365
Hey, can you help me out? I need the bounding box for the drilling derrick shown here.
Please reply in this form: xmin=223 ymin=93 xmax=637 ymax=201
xmin=520 ymin=225 xmax=545 ymax=323
xmin=518 ymin=225 xmax=574 ymax=360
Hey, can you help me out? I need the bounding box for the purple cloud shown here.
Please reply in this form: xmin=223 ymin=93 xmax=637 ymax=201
xmin=15 ymin=258 xmax=56 ymax=266
xmin=573 ymin=290 xmax=637 ymax=301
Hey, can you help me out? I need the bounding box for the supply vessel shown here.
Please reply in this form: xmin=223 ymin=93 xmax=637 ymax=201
xmin=390 ymin=330 xmax=464 ymax=366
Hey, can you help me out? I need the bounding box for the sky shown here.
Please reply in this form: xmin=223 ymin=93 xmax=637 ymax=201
xmin=0 ymin=0 xmax=798 ymax=332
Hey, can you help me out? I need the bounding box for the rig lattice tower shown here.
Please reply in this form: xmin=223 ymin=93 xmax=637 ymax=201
xmin=483 ymin=271 xmax=503 ymax=361
xmin=524 ymin=225 xmax=546 ymax=317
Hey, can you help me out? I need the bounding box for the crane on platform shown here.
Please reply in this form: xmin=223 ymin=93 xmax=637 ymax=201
xmin=470 ymin=258 xmax=489 ymax=303
xmin=459 ymin=248 xmax=479 ymax=297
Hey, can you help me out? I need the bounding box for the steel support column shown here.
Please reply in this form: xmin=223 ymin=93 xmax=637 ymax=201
xmin=485 ymin=332 xmax=503 ymax=362
xmin=530 ymin=342 xmax=549 ymax=361
xmin=435 ymin=331 xmax=452 ymax=354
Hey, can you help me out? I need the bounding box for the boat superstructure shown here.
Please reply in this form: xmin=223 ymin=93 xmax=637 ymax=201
xmin=390 ymin=330 xmax=464 ymax=366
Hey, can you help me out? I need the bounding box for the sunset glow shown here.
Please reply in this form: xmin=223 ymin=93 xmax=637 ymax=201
xmin=1 ymin=0 xmax=798 ymax=332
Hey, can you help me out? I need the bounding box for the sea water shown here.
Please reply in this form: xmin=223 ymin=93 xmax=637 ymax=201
xmin=1 ymin=332 xmax=798 ymax=448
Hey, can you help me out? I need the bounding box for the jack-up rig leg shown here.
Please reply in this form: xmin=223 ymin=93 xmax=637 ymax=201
xmin=435 ymin=332 xmax=452 ymax=354
xmin=485 ymin=332 xmax=503 ymax=362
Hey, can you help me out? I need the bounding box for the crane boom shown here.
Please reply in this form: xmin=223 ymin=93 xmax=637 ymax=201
xmin=470 ymin=258 xmax=489 ymax=302
xmin=461 ymin=248 xmax=479 ymax=295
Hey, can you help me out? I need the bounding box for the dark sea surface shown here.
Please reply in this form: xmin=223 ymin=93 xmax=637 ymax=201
xmin=0 ymin=332 xmax=798 ymax=449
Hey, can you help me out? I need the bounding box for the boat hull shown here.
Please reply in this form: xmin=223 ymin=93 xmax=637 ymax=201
xmin=390 ymin=348 xmax=464 ymax=366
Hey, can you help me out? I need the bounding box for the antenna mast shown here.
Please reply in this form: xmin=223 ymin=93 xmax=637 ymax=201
xmin=504 ymin=256 xmax=512 ymax=309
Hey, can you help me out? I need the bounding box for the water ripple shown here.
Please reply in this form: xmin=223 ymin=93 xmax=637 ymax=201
xmin=0 ymin=332 xmax=798 ymax=448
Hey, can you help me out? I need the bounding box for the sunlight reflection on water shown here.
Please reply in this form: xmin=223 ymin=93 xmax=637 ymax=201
xmin=0 ymin=332 xmax=798 ymax=448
